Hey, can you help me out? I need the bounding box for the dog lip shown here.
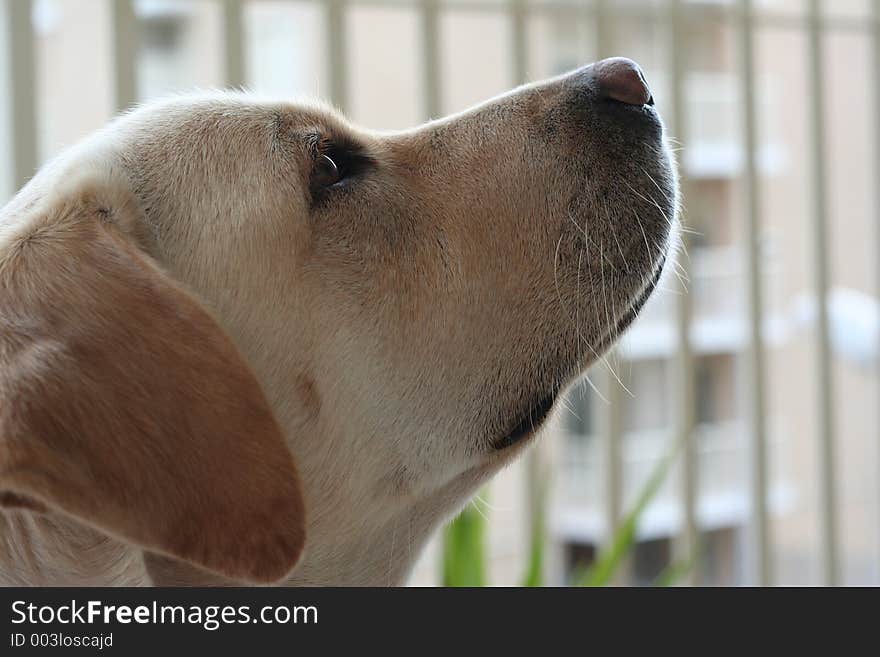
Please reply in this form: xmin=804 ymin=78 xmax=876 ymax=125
xmin=494 ymin=391 xmax=558 ymax=450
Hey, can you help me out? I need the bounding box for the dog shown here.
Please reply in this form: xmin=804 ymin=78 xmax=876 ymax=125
xmin=0 ymin=58 xmax=677 ymax=586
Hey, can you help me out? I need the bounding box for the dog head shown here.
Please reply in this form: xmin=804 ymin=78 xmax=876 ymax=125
xmin=0 ymin=59 xmax=676 ymax=585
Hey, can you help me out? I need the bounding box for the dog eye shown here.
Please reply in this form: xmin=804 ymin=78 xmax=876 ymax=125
xmin=314 ymin=153 xmax=341 ymax=187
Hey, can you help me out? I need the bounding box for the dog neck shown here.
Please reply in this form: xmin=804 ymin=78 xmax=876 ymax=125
xmin=0 ymin=511 xmax=148 ymax=586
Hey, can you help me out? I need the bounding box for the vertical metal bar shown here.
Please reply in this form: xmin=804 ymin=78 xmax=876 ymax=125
xmin=594 ymin=0 xmax=612 ymax=58
xmin=593 ymin=0 xmax=627 ymax=584
xmin=872 ymin=0 xmax=880 ymax=586
xmin=738 ymin=0 xmax=772 ymax=587
xmin=111 ymin=0 xmax=138 ymax=112
xmin=510 ymin=0 xmax=528 ymax=87
xmin=668 ymin=0 xmax=699 ymax=586
xmin=5 ymin=0 xmax=37 ymax=192
xmin=600 ymin=366 xmax=625 ymax=581
xmin=806 ymin=0 xmax=839 ymax=587
xmin=420 ymin=0 xmax=441 ymax=119
xmin=325 ymin=0 xmax=349 ymax=113
xmin=222 ymin=0 xmax=246 ymax=89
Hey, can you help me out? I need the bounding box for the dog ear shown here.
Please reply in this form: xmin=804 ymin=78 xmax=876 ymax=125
xmin=0 ymin=180 xmax=305 ymax=584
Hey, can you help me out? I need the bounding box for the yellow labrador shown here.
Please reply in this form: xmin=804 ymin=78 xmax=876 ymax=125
xmin=0 ymin=58 xmax=677 ymax=585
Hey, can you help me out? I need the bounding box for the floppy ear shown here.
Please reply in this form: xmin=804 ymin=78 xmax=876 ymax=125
xmin=0 ymin=182 xmax=305 ymax=584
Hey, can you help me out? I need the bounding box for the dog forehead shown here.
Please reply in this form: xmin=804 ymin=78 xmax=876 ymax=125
xmin=126 ymin=93 xmax=348 ymax=140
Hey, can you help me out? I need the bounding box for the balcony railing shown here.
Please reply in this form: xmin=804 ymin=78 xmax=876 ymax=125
xmin=553 ymin=419 xmax=793 ymax=543
xmin=2 ymin=0 xmax=878 ymax=587
xmin=622 ymin=244 xmax=786 ymax=357
xmin=683 ymin=72 xmax=786 ymax=178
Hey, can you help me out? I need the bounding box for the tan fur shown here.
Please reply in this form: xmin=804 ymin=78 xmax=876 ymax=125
xmin=0 ymin=64 xmax=677 ymax=586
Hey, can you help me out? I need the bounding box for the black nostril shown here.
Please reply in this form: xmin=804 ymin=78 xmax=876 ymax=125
xmin=592 ymin=57 xmax=653 ymax=107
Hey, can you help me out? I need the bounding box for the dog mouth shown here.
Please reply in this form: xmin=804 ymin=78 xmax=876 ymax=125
xmin=493 ymin=252 xmax=668 ymax=451
xmin=494 ymin=392 xmax=558 ymax=450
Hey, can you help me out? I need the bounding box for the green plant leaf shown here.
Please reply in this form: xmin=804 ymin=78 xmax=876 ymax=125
xmin=441 ymin=496 xmax=488 ymax=587
xmin=521 ymin=501 xmax=545 ymax=587
xmin=576 ymin=436 xmax=684 ymax=587
xmin=653 ymin=555 xmax=697 ymax=587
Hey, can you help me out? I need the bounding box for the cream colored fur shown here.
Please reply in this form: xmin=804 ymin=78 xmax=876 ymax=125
xmin=0 ymin=66 xmax=677 ymax=586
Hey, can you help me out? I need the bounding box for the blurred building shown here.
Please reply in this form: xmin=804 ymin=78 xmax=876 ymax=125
xmin=3 ymin=0 xmax=878 ymax=586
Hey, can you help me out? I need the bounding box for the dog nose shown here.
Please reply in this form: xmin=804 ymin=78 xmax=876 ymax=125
xmin=593 ymin=57 xmax=654 ymax=106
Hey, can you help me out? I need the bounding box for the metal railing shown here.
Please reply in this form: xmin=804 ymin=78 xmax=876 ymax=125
xmin=2 ymin=0 xmax=879 ymax=586
xmin=559 ymin=419 xmax=791 ymax=525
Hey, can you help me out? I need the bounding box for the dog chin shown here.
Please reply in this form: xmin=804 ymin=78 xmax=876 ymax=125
xmin=493 ymin=244 xmax=671 ymax=452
